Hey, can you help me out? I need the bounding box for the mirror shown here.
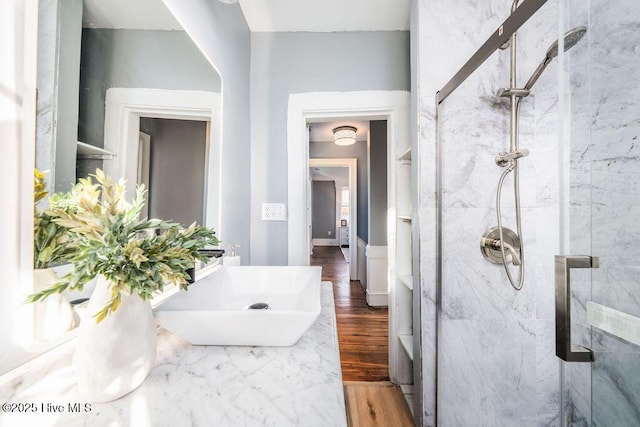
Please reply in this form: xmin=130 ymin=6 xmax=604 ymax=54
xmin=33 ymin=0 xmax=222 ymax=341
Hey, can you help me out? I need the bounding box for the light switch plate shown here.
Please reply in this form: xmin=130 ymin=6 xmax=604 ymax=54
xmin=262 ymin=203 xmax=286 ymax=221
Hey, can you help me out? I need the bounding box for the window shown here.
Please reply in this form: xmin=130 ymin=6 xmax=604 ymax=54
xmin=340 ymin=188 xmax=350 ymax=223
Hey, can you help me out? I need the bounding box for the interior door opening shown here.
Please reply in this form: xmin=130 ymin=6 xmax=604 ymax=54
xmin=308 ymin=158 xmax=358 ymax=279
xmin=306 ymin=117 xmax=391 ymax=385
xmin=138 ymin=117 xmax=210 ymax=227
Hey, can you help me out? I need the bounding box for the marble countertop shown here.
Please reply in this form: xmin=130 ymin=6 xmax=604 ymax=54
xmin=0 ymin=282 xmax=346 ymax=427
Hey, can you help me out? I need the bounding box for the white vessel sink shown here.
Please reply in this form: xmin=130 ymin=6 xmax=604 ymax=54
xmin=154 ymin=266 xmax=322 ymax=346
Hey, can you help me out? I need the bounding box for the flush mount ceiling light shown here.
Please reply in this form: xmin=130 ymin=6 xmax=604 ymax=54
xmin=333 ymin=126 xmax=357 ymax=146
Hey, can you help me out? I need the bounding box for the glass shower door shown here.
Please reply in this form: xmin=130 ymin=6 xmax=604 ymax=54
xmin=562 ymin=1 xmax=640 ymax=425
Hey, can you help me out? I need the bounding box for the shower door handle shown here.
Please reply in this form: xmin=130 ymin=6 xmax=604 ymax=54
xmin=555 ymin=255 xmax=598 ymax=362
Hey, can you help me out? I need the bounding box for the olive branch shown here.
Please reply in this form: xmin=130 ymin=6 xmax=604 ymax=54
xmin=28 ymin=169 xmax=220 ymax=323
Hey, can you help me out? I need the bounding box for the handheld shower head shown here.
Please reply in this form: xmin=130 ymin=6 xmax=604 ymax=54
xmin=546 ymin=26 xmax=587 ymax=60
xmin=524 ymin=26 xmax=587 ymax=90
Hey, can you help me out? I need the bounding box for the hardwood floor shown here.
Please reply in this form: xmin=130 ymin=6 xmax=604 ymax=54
xmin=311 ymin=246 xmax=415 ymax=426
xmin=344 ymin=382 xmax=414 ymax=427
xmin=310 ymin=246 xmax=389 ymax=382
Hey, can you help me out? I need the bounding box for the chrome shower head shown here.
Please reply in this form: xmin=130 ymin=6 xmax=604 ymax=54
xmin=546 ymin=26 xmax=587 ymax=60
xmin=524 ymin=26 xmax=587 ymax=90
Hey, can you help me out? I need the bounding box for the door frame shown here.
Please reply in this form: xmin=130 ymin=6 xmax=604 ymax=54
xmin=309 ymin=158 xmax=358 ymax=279
xmin=287 ymin=90 xmax=410 ymax=271
xmin=102 ymin=88 xmax=222 ymax=232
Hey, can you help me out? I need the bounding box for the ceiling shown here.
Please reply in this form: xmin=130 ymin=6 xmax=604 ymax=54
xmin=79 ymin=1 xmax=390 ymax=146
xmin=82 ymin=0 xmax=410 ymax=32
xmin=82 ymin=0 xmax=182 ymax=30
xmin=239 ymin=0 xmax=410 ymax=32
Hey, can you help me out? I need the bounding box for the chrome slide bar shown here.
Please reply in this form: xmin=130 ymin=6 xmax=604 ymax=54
xmin=436 ymin=0 xmax=548 ymax=104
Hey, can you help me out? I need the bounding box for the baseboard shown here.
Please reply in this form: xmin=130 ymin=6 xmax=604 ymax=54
xmin=366 ymin=244 xmax=388 ymax=307
xmin=343 ymin=381 xmax=395 ymax=387
xmin=312 ymin=238 xmax=338 ymax=246
xmin=366 ymin=290 xmax=389 ymax=306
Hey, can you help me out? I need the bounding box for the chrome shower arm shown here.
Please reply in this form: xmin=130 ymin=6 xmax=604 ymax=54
xmin=524 ymin=57 xmax=551 ymax=90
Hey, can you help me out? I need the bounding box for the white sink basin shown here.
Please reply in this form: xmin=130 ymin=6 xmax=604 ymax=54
xmin=154 ymin=266 xmax=322 ymax=346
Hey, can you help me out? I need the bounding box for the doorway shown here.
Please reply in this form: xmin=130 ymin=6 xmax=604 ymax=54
xmin=102 ymin=88 xmax=222 ymax=232
xmin=287 ymin=90 xmax=414 ymax=391
xmin=308 ymin=157 xmax=358 ymax=279
xmin=138 ymin=117 xmax=209 ymax=226
xmin=286 ymin=91 xmax=410 ymax=271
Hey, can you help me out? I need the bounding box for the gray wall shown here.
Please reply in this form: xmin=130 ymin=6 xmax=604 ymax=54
xmin=250 ymin=31 xmax=410 ymax=265
xmin=311 ymin=181 xmax=336 ymax=239
xmin=164 ymin=0 xmax=251 ymax=262
xmin=78 ymin=29 xmax=221 ymax=148
xmin=139 ymin=118 xmax=207 ymax=226
xmin=309 ymin=141 xmax=369 ymax=242
xmin=36 ymin=0 xmax=82 ymax=193
xmin=368 ymin=120 xmax=387 ymax=246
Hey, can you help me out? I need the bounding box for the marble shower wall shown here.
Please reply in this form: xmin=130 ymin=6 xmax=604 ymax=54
xmin=564 ymin=0 xmax=640 ymax=425
xmin=417 ymin=0 xmax=639 ymax=424
xmin=417 ymin=0 xmax=562 ymax=424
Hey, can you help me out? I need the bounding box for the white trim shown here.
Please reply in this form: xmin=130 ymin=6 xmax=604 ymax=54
xmin=20 ymin=0 xmax=38 ymax=291
xmin=2 ymin=0 xmax=66 ymax=370
xmin=287 ymin=91 xmax=410 ymax=277
xmin=357 ymin=237 xmax=368 ymax=286
xmin=366 ymin=291 xmax=389 ymax=306
xmin=365 ymin=245 xmax=388 ymax=259
xmin=103 ymin=88 xmax=222 ymax=232
xmin=312 ymin=239 xmax=339 ymax=246
xmin=334 ymin=181 xmax=341 ymax=240
xmin=365 ymin=245 xmax=389 ymax=307
xmin=309 ymin=157 xmax=358 ymax=279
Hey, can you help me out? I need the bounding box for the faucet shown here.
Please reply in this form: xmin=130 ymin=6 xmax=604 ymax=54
xmin=481 ymin=237 xmax=522 ymax=266
xmin=228 ymin=244 xmax=239 ymax=257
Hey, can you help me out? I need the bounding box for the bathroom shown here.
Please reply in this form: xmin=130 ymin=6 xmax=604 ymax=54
xmin=2 ymin=0 xmax=639 ymax=425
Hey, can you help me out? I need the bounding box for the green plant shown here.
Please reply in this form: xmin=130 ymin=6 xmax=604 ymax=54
xmin=28 ymin=169 xmax=220 ymax=322
xmin=33 ymin=169 xmax=75 ymax=269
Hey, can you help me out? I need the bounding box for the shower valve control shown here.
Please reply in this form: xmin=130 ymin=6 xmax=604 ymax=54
xmin=495 ymin=148 xmax=530 ymax=167
xmin=480 ymin=226 xmax=522 ymax=266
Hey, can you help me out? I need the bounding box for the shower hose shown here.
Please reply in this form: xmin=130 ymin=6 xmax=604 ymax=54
xmin=496 ymin=101 xmax=525 ymax=291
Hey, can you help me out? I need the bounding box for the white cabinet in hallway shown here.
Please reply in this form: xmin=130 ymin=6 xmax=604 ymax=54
xmin=339 ymin=226 xmax=349 ymax=247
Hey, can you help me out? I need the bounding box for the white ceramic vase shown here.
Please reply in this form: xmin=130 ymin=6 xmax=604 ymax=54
xmin=73 ymin=275 xmax=157 ymax=402
xmin=32 ymin=267 xmax=75 ymax=341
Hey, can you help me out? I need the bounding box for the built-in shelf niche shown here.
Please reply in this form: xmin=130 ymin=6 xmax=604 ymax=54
xmin=399 ymin=274 xmax=413 ymax=291
xmin=76 ymin=141 xmax=115 ymax=160
xmin=398 ymin=147 xmax=412 ymax=161
xmin=390 ymin=137 xmax=415 ymax=417
xmin=399 ymin=334 xmax=414 ymax=360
